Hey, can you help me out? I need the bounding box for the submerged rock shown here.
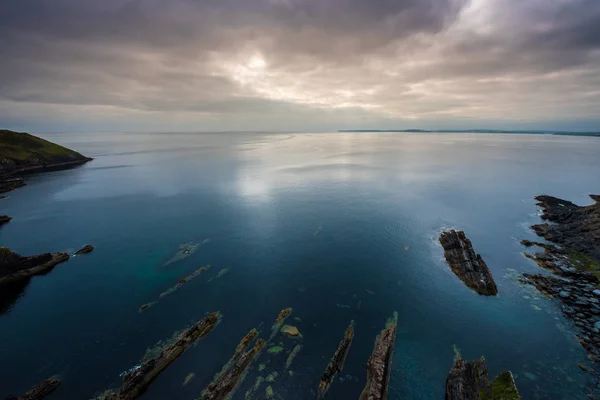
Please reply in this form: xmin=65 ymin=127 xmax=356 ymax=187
xmin=5 ymin=377 xmax=60 ymax=400
xmin=100 ymin=312 xmax=220 ymax=400
xmin=318 ymin=321 xmax=354 ymax=397
xmin=280 ymin=325 xmax=300 ymax=337
xmin=200 ymin=338 xmax=265 ymax=400
xmin=359 ymin=312 xmax=398 ymax=400
xmin=139 ymin=265 xmax=210 ymax=312
xmin=75 ymin=244 xmax=95 ymax=255
xmin=439 ymin=230 xmax=498 ymax=295
xmin=445 ymin=356 xmax=521 ymax=400
xmin=0 ymin=248 xmax=69 ymax=285
xmin=275 ymin=308 xmax=292 ymax=325
xmin=285 ymin=345 xmax=302 ymax=370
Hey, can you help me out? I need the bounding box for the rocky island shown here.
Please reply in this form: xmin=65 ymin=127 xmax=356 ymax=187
xmin=440 ymin=230 xmax=498 ymax=295
xmin=0 ymin=129 xmax=92 ymax=194
xmin=0 ymin=215 xmax=12 ymax=226
xmin=318 ymin=321 xmax=354 ymax=397
xmin=359 ymin=312 xmax=398 ymax=400
xmin=445 ymin=356 xmax=521 ymax=400
xmin=520 ymin=195 xmax=600 ymax=372
xmin=99 ymin=312 xmax=220 ymax=400
xmin=5 ymin=376 xmax=60 ymax=400
xmin=0 ymin=247 xmax=69 ymax=285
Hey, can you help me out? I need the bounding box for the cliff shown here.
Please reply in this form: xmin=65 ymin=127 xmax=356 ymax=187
xmin=0 ymin=129 xmax=92 ymax=193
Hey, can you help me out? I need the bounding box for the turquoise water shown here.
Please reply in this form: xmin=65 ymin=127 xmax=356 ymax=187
xmin=1 ymin=132 xmax=599 ymax=399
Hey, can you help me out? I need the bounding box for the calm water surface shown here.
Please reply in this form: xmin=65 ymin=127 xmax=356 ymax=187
xmin=1 ymin=132 xmax=600 ymax=399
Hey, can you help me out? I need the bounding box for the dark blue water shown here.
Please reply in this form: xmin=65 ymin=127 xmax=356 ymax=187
xmin=1 ymin=132 xmax=599 ymax=399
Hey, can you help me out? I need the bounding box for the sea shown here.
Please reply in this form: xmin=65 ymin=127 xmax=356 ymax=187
xmin=1 ymin=131 xmax=599 ymax=399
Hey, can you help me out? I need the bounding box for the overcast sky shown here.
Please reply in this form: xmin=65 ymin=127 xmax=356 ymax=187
xmin=1 ymin=0 xmax=599 ymax=132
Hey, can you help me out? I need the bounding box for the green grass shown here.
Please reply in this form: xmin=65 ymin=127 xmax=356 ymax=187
xmin=0 ymin=129 xmax=87 ymax=167
xmin=568 ymin=249 xmax=600 ymax=279
xmin=488 ymin=371 xmax=522 ymax=400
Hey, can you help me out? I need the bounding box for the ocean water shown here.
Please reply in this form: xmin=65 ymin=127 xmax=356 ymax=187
xmin=1 ymin=132 xmax=599 ymax=399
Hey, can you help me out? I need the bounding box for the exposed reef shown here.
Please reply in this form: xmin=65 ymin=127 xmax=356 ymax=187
xmin=161 ymin=242 xmax=201 ymax=267
xmin=359 ymin=312 xmax=397 ymax=400
xmin=519 ymin=195 xmax=600 ymax=373
xmin=0 ymin=215 xmax=12 ymax=226
xmin=5 ymin=377 xmax=60 ymax=400
xmin=100 ymin=312 xmax=220 ymax=400
xmin=0 ymin=248 xmax=69 ymax=285
xmin=139 ymin=265 xmax=210 ymax=312
xmin=445 ymin=356 xmax=521 ymax=400
xmin=200 ymin=338 xmax=265 ymax=400
xmin=318 ymin=321 xmax=354 ymax=397
xmin=440 ymin=230 xmax=498 ymax=295
xmin=0 ymin=129 xmax=92 ymax=194
xmin=75 ymin=244 xmax=95 ymax=255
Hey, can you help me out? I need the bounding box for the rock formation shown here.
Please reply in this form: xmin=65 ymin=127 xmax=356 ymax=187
xmin=5 ymin=377 xmax=60 ymax=400
xmin=200 ymin=337 xmax=265 ymax=400
xmin=520 ymin=195 xmax=600 ymax=371
xmin=318 ymin=321 xmax=354 ymax=397
xmin=139 ymin=265 xmax=210 ymax=312
xmin=359 ymin=312 xmax=397 ymax=400
xmin=75 ymin=245 xmax=95 ymax=255
xmin=445 ymin=356 xmax=521 ymax=400
xmin=439 ymin=230 xmax=498 ymax=295
xmin=0 ymin=248 xmax=69 ymax=285
xmin=531 ymin=195 xmax=600 ymax=261
xmin=99 ymin=312 xmax=220 ymax=400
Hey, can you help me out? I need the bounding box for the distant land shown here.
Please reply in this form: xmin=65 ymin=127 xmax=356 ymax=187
xmin=338 ymin=129 xmax=600 ymax=137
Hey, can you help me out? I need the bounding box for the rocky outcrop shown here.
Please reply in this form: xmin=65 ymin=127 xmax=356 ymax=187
xmin=0 ymin=248 xmax=69 ymax=285
xmin=318 ymin=321 xmax=354 ymax=397
xmin=200 ymin=338 xmax=265 ymax=400
xmin=359 ymin=312 xmax=397 ymax=400
xmin=100 ymin=312 xmax=220 ymax=400
xmin=0 ymin=177 xmax=25 ymax=194
xmin=75 ymin=245 xmax=94 ymax=255
xmin=520 ymin=195 xmax=600 ymax=373
xmin=440 ymin=230 xmax=498 ymax=295
xmin=139 ymin=265 xmax=211 ymax=312
xmin=445 ymin=356 xmax=520 ymax=400
xmin=0 ymin=215 xmax=12 ymax=226
xmin=532 ymin=195 xmax=600 ymax=261
xmin=5 ymin=377 xmax=60 ymax=400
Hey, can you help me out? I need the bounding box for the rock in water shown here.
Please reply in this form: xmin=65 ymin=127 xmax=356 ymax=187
xmin=439 ymin=230 xmax=498 ymax=295
xmin=532 ymin=195 xmax=600 ymax=261
xmin=280 ymin=325 xmax=300 ymax=337
xmin=519 ymin=195 xmax=600 ymax=373
xmin=5 ymin=377 xmax=60 ymax=400
xmin=445 ymin=356 xmax=521 ymax=400
xmin=0 ymin=215 xmax=12 ymax=226
xmin=200 ymin=338 xmax=265 ymax=399
xmin=0 ymin=248 xmax=69 ymax=285
xmin=318 ymin=321 xmax=354 ymax=397
xmin=99 ymin=312 xmax=220 ymax=400
xmin=75 ymin=244 xmax=95 ymax=255
xmin=359 ymin=312 xmax=397 ymax=400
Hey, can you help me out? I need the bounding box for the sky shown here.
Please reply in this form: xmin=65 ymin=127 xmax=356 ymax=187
xmin=1 ymin=0 xmax=599 ymax=132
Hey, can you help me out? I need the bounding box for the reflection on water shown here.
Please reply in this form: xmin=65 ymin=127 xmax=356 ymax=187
xmin=1 ymin=132 xmax=599 ymax=399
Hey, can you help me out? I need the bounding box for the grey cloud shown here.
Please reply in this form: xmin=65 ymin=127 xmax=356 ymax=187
xmin=0 ymin=0 xmax=599 ymax=130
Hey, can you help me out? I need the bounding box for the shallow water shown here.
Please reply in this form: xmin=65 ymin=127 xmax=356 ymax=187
xmin=1 ymin=132 xmax=599 ymax=399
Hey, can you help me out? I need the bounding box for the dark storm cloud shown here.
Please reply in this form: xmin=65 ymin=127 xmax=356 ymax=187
xmin=0 ymin=0 xmax=599 ymax=129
